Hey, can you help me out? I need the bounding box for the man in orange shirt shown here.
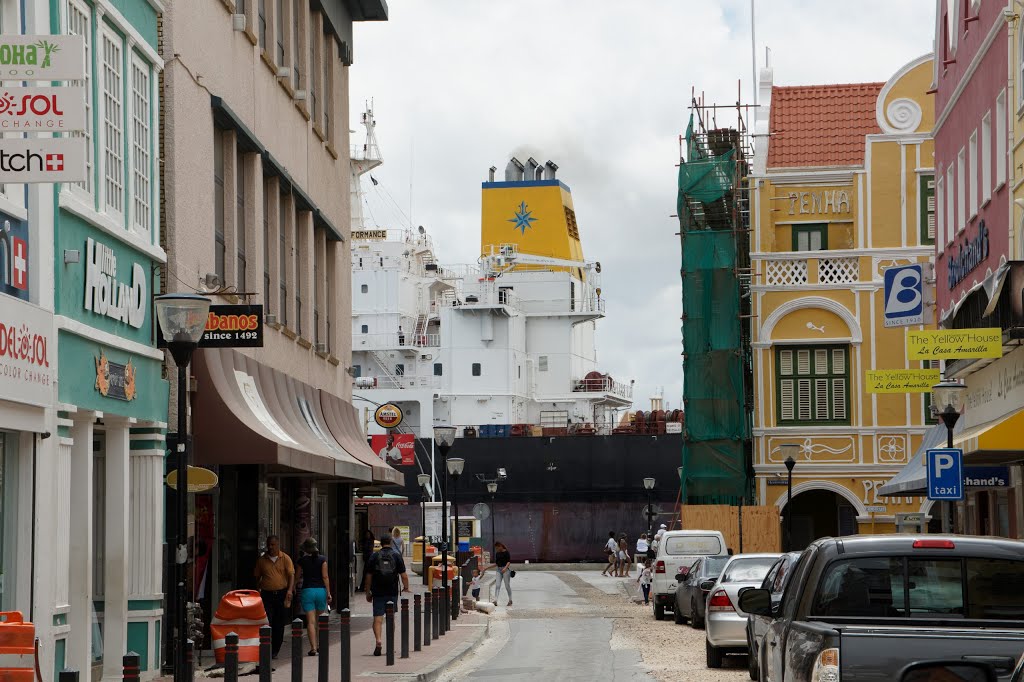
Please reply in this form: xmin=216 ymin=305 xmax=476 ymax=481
xmin=253 ymin=535 xmax=295 ymax=658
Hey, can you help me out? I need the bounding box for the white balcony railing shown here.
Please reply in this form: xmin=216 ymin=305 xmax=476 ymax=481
xmin=572 ymin=375 xmax=633 ymax=400
xmin=354 ymin=375 xmax=442 ymax=390
xmin=353 ymin=333 xmax=441 ymax=350
xmin=763 ymin=256 xmax=859 ymax=286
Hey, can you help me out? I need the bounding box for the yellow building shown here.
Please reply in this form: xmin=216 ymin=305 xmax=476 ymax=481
xmin=750 ymin=55 xmax=937 ymax=547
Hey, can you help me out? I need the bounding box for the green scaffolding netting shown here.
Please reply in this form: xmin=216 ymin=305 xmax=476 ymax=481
xmin=678 ymin=114 xmax=749 ymax=505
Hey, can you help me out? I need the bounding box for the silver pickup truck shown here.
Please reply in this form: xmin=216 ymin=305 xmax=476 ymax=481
xmin=740 ymin=535 xmax=1024 ymax=681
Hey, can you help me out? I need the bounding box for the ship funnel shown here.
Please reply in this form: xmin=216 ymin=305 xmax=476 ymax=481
xmin=488 ymin=166 xmax=497 ymax=182
xmin=545 ymin=160 xmax=558 ymax=179
xmin=505 ymin=157 xmax=525 ymax=181
xmin=526 ymin=157 xmax=542 ymax=181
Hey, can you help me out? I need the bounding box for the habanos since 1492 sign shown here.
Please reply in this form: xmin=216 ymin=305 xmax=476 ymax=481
xmin=906 ymin=329 xmax=1002 ymax=360
xmin=374 ymin=403 xmax=403 ymax=429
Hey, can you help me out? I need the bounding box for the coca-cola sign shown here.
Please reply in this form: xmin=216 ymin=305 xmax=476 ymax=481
xmin=0 ymin=296 xmax=53 ymax=407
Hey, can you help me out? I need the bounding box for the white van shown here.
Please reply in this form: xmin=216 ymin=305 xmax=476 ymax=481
xmin=650 ymin=529 xmax=729 ymax=620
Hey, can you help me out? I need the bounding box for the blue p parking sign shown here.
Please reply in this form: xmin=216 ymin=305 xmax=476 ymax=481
xmin=926 ymin=448 xmax=964 ymax=500
xmin=883 ymin=264 xmax=925 ymax=327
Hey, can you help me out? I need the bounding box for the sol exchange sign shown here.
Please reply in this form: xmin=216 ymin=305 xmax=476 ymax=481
xmin=0 ymin=297 xmax=54 ymax=407
xmin=0 ymin=87 xmax=86 ymax=131
xmin=374 ymin=403 xmax=403 ymax=429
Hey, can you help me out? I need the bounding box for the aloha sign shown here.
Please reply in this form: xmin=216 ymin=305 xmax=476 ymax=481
xmin=0 ymin=35 xmax=84 ymax=81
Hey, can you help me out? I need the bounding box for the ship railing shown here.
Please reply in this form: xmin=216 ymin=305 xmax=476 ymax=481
xmin=354 ymin=375 xmax=442 ymax=390
xmin=571 ymin=376 xmax=633 ymax=400
xmin=354 ymin=332 xmax=441 ymax=349
xmin=438 ymin=283 xmax=521 ymax=309
xmin=515 ymin=296 xmax=606 ymax=315
xmin=452 ymin=420 xmax=671 ymax=438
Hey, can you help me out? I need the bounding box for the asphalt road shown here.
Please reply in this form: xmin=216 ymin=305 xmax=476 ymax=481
xmin=438 ymin=571 xmax=749 ymax=681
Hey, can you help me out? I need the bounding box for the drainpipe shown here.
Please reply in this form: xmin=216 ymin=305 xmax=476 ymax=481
xmin=1006 ymin=4 xmax=1018 ymax=258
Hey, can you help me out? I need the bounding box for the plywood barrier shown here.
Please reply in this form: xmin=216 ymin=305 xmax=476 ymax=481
xmin=679 ymin=505 xmax=781 ymax=554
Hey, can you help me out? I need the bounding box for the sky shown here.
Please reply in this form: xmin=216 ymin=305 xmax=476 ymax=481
xmin=349 ymin=0 xmax=937 ymax=413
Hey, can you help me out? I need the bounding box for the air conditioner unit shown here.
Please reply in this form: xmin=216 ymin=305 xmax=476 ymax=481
xmin=315 ymin=343 xmax=328 ymax=353
xmin=232 ymin=14 xmax=246 ymax=31
xmin=293 ymin=90 xmax=307 ymax=101
xmin=265 ymin=313 xmax=278 ymax=325
xmin=277 ymin=66 xmax=290 ymax=79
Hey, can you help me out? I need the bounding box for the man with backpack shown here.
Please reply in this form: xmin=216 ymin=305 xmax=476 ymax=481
xmin=362 ymin=534 xmax=410 ymax=656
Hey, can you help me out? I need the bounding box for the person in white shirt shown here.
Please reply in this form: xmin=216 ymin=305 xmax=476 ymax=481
xmin=377 ymin=435 xmax=402 ymax=465
xmin=600 ymin=531 xmax=618 ymax=576
xmin=650 ymin=524 xmax=668 ymax=554
xmin=635 ymin=533 xmax=650 ymax=570
xmin=636 ymin=559 xmax=653 ymax=605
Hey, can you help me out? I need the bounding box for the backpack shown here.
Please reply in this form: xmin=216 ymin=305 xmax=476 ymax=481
xmin=377 ymin=549 xmax=397 ymax=578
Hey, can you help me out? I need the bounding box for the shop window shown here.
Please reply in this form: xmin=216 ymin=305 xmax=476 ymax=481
xmin=776 ymin=345 xmax=850 ymax=425
xmin=0 ymin=433 xmax=18 ymax=612
xmin=792 ymin=224 xmax=827 ymax=251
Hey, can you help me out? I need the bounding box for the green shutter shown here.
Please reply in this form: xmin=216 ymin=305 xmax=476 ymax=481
xmin=776 ymin=345 xmax=850 ymax=426
xmin=920 ymin=175 xmax=936 ymax=245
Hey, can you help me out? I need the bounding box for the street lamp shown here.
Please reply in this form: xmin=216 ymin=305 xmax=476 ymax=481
xmin=779 ymin=443 xmax=800 ymax=552
xmin=643 ymin=477 xmax=656 ymax=536
xmin=447 ymin=457 xmax=464 ymax=619
xmin=155 ymin=293 xmax=211 ymax=682
xmin=432 ymin=426 xmax=456 ymax=632
xmin=932 ymin=380 xmax=966 ymax=448
xmin=486 ymin=481 xmax=497 ymax=556
xmin=677 ymin=466 xmax=684 ymax=529
xmin=417 ymin=473 xmax=431 ymax=586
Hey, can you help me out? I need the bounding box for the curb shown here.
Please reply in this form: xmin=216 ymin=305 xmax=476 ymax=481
xmin=415 ymin=618 xmax=490 ymax=682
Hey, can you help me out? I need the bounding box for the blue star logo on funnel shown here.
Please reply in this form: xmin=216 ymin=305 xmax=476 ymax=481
xmin=508 ymin=201 xmax=538 ymax=234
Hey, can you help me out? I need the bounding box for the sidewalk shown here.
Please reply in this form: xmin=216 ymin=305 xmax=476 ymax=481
xmin=182 ymin=582 xmax=489 ymax=681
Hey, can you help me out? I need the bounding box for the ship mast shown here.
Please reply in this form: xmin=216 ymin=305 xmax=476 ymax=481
xmin=350 ymin=103 xmax=383 ymax=231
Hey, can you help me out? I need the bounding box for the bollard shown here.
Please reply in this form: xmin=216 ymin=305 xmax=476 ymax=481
xmin=339 ymin=608 xmax=351 ymax=682
xmin=413 ymin=594 xmax=422 ymax=652
xmin=58 ymin=670 xmax=79 ymax=682
xmin=291 ymin=618 xmax=304 ymax=682
xmin=451 ymin=574 xmax=460 ymax=621
xmin=423 ymin=590 xmax=432 ymax=646
xmin=317 ymin=613 xmax=330 ymax=682
xmin=385 ymin=601 xmax=395 ymax=666
xmin=122 ymin=653 xmax=140 ymax=682
xmin=400 ymin=598 xmax=410 ymax=659
xmin=185 ymin=639 xmax=195 ymax=682
xmin=258 ymin=626 xmax=271 ymax=682
xmin=432 ymin=589 xmax=441 ymax=637
xmin=444 ymin=586 xmax=451 ymax=633
xmin=224 ymin=633 xmax=239 ymax=682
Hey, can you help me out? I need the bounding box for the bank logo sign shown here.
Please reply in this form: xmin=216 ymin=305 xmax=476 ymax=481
xmin=0 ymin=87 xmax=86 ymax=131
xmin=0 ymin=35 xmax=85 ymax=81
xmin=0 ymin=213 xmax=29 ymax=300
xmin=0 ymin=137 xmax=87 ymax=183
xmin=883 ymin=263 xmax=928 ymax=327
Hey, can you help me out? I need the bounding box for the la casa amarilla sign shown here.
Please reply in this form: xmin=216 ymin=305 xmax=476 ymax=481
xmin=906 ymin=329 xmax=1002 ymax=360
xmin=865 ymin=369 xmax=941 ymax=394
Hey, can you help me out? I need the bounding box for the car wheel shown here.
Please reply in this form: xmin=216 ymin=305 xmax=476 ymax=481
xmin=691 ymin=600 xmax=704 ymax=629
xmin=654 ymin=602 xmax=665 ymax=620
xmin=747 ymin=637 xmax=759 ymax=680
xmin=706 ymin=638 xmax=724 ymax=669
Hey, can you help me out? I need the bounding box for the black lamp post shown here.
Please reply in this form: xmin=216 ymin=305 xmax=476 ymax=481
xmin=417 ymin=473 xmax=431 ymax=586
xmin=487 ymin=481 xmax=497 ymax=555
xmin=447 ymin=457 xmax=464 ymax=618
xmin=932 ymin=380 xmax=966 ymax=533
xmin=677 ymin=466 xmax=683 ymax=529
xmin=643 ymin=477 xmax=656 ymax=537
xmin=432 ymin=426 xmax=456 ymax=632
xmin=155 ymin=293 xmax=212 ymax=682
xmin=780 ymin=443 xmax=799 ymax=552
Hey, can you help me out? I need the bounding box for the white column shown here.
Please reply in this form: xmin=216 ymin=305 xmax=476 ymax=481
xmin=102 ymin=419 xmax=131 ymax=681
xmin=128 ymin=448 xmax=164 ymax=598
xmin=67 ymin=412 xmax=95 ymax=675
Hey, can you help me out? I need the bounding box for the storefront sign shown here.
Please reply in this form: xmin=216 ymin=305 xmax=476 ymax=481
xmin=424 ymin=505 xmax=443 ymax=537
xmin=0 ymin=86 xmax=86 ymax=130
xmin=0 ymin=35 xmax=85 ymax=81
xmin=947 ymin=220 xmax=989 ymax=290
xmin=963 ymin=345 xmax=1024 ymax=432
xmin=374 ymin=403 xmax=403 ymax=429
xmin=865 ymin=505 xmax=887 ymax=513
xmin=0 ymin=211 xmax=29 ymax=301
xmin=865 ymin=368 xmax=941 ymax=393
xmin=165 ymin=465 xmax=220 ymax=492
xmin=0 ymin=136 xmax=87 ymax=183
xmin=906 ymin=328 xmax=1002 ymax=359
xmin=963 ymin=466 xmax=1010 ymax=488
xmin=0 ymin=297 xmax=52 ymax=407
xmin=371 ymin=433 xmax=415 ymax=466
xmin=94 ymin=351 xmax=136 ymax=401
xmin=786 ymin=189 xmax=851 ymax=216
xmin=883 ymin=264 xmax=928 ymax=327
xmin=158 ymin=304 xmax=263 ymax=348
xmin=352 ymin=230 xmax=388 ymax=240
xmin=83 ymin=237 xmax=146 ymax=329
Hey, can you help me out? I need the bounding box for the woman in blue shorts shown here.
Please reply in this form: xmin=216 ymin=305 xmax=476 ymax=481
xmin=296 ymin=537 xmax=332 ymax=656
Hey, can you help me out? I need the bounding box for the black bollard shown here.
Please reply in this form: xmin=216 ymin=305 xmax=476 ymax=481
xmin=444 ymin=586 xmax=451 ymax=632
xmin=432 ymin=589 xmax=441 ymax=637
xmin=185 ymin=640 xmax=195 ymax=682
xmin=258 ymin=626 xmax=271 ymax=682
xmin=317 ymin=613 xmax=330 ymax=682
xmin=291 ymin=618 xmax=304 ymax=682
xmin=413 ymin=594 xmax=422 ymax=652
xmin=423 ymin=590 xmax=432 ymax=646
xmin=385 ymin=601 xmax=395 ymax=666
xmin=400 ymin=598 xmax=410 ymax=659
xmin=122 ymin=653 xmax=140 ymax=682
xmin=58 ymin=670 xmax=79 ymax=682
xmin=339 ymin=608 xmax=351 ymax=682
xmin=224 ymin=633 xmax=239 ymax=682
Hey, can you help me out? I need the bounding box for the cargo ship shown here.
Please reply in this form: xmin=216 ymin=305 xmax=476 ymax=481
xmin=350 ymin=108 xmax=684 ymax=561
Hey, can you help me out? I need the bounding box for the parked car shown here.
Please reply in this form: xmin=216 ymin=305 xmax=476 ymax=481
xmin=705 ymin=553 xmax=780 ymax=668
xmin=651 ymin=529 xmax=729 ymax=620
xmin=740 ymin=535 xmax=1024 ymax=682
xmin=673 ymin=555 xmax=730 ymax=626
xmin=745 ymin=552 xmax=802 ymax=680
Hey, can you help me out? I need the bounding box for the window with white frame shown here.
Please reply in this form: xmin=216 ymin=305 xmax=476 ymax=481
xmin=969 ymin=130 xmax=978 ymax=217
xmin=936 ymin=176 xmax=945 ymax=246
xmin=67 ymin=0 xmax=92 ymax=197
xmin=957 ymin=147 xmax=966 ymax=231
xmin=997 ymin=90 xmax=1007 ymax=186
xmin=1019 ymin=25 xmax=1024 ymax=107
xmin=776 ymin=345 xmax=850 ymax=425
xmin=981 ymin=112 xmax=992 ymax=203
xmin=131 ymin=56 xmax=151 ymax=234
xmin=945 ymin=165 xmax=954 ymax=243
xmin=101 ymin=28 xmax=124 ymax=218
xmin=309 ymin=11 xmax=318 ymax=123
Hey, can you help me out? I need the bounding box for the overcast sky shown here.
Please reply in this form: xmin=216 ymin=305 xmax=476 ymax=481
xmin=349 ymin=0 xmax=936 ymax=413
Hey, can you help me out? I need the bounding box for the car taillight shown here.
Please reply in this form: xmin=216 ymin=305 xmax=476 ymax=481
xmin=655 ymin=560 xmax=665 ymax=574
xmin=811 ymin=648 xmax=839 ymax=682
xmin=708 ymin=589 xmax=734 ymax=612
xmin=913 ymin=539 xmax=955 ymax=549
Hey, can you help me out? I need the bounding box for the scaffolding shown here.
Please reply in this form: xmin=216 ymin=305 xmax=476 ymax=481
xmin=677 ymin=88 xmax=755 ymax=505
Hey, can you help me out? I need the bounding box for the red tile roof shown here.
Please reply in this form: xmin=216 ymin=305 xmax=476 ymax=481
xmin=767 ymin=83 xmax=884 ymax=169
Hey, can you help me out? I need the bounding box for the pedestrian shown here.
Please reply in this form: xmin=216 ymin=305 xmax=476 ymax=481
xmin=470 ymin=568 xmax=483 ymax=601
xmin=635 ymin=533 xmax=649 ymax=572
xmin=357 ymin=529 xmax=375 ymax=591
xmin=617 ymin=536 xmax=631 ymax=577
xmin=252 ymin=535 xmax=295 ymax=659
xmin=600 ymin=531 xmax=617 ymax=576
xmin=637 ymin=559 xmax=653 ymax=605
xmin=295 ymin=537 xmax=332 ymax=656
xmin=363 ymin=534 xmax=410 ymax=656
xmin=391 ymin=526 xmax=405 ymax=556
xmin=650 ymin=523 xmax=667 ymax=557
xmin=490 ymin=541 xmax=513 ymax=606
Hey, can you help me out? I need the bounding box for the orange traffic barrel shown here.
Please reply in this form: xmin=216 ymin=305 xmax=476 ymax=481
xmin=210 ymin=590 xmax=268 ymax=664
xmin=0 ymin=612 xmax=35 ymax=682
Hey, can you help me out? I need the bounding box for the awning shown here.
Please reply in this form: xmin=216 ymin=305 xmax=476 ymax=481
xmin=193 ymin=348 xmax=374 ymax=482
xmin=878 ymin=421 xmax=963 ymax=497
xmin=954 ymin=408 xmax=1024 ymax=460
xmin=320 ymin=390 xmax=404 ymax=485
xmin=355 ymin=493 xmax=409 ymax=506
